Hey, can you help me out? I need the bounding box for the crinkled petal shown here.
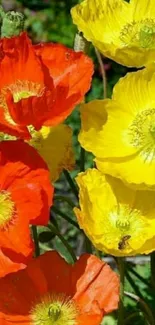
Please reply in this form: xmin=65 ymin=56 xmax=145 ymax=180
xmin=71 ymin=0 xmax=130 ymax=46
xmin=72 ymin=254 xmax=119 ymax=315
xmin=112 ymin=68 xmax=155 ymax=114
xmin=71 ymin=0 xmax=155 ymax=67
xmin=75 ymin=169 xmax=155 ymax=256
xmin=34 ymin=43 xmax=94 ymax=97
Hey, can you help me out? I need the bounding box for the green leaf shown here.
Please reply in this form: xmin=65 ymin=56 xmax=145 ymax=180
xmin=39 ymin=231 xmax=55 ymax=243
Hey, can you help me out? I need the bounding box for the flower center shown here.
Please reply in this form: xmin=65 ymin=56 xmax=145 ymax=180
xmin=31 ymin=293 xmax=78 ymax=325
xmin=13 ymin=90 xmax=34 ymax=103
xmin=0 ymin=80 xmax=43 ymax=107
xmin=0 ymin=80 xmax=44 ymax=126
xmin=9 ymin=80 xmax=43 ymax=103
xmin=128 ymin=108 xmax=155 ymax=161
xmin=116 ymin=219 xmax=130 ymax=231
xmin=108 ymin=204 xmax=144 ymax=251
xmin=0 ymin=191 xmax=15 ymax=228
xmin=120 ymin=19 xmax=155 ymax=48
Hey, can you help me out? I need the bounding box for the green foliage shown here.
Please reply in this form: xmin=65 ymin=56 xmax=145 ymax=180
xmin=22 ymin=0 xmax=77 ymax=46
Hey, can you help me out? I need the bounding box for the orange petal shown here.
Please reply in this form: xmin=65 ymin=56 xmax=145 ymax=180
xmin=72 ymin=254 xmax=120 ymax=317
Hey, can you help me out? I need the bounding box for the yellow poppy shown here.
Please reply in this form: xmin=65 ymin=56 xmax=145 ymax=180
xmin=29 ymin=124 xmax=75 ymax=182
xmin=71 ymin=0 xmax=155 ymax=67
xmin=75 ymin=168 xmax=155 ymax=256
xmin=79 ymin=66 xmax=155 ymax=189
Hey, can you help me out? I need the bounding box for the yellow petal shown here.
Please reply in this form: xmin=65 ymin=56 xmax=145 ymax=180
xmin=29 ymin=125 xmax=75 ymax=182
xmin=131 ymin=0 xmax=155 ymax=20
xmin=71 ymin=0 xmax=130 ymax=45
xmin=113 ymin=68 xmax=155 ymax=114
xmin=79 ymin=98 xmax=137 ymax=158
xmin=75 ymin=169 xmax=155 ymax=256
xmin=136 ymin=236 xmax=155 ymax=255
xmin=79 ymin=100 xmax=107 ymax=155
xmin=96 ymin=152 xmax=155 ymax=190
xmin=71 ymin=0 xmax=155 ymax=67
xmin=82 ymin=67 xmax=155 ymax=188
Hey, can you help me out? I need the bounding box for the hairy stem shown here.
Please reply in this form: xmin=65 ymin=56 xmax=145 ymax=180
xmin=95 ymin=48 xmax=107 ymax=99
xmin=117 ymin=257 xmax=125 ymax=325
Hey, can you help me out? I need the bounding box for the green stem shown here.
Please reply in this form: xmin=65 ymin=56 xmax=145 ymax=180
xmin=54 ymin=195 xmax=75 ymax=208
xmin=125 ymin=291 xmax=155 ymax=325
xmin=80 ymin=147 xmax=85 ymax=172
xmin=94 ymin=247 xmax=101 ymax=258
xmin=47 ymin=224 xmax=77 ymax=264
xmin=51 ymin=206 xmax=80 ymax=230
xmin=127 ymin=263 xmax=150 ymax=287
xmin=125 ymin=271 xmax=143 ymax=299
xmin=63 ymin=169 xmax=79 ymax=200
xmin=78 ymin=137 xmax=92 ymax=253
xmin=150 ymin=252 xmax=155 ymax=289
xmin=117 ymin=257 xmax=125 ymax=325
xmin=32 ymin=225 xmax=40 ymax=257
xmin=95 ymin=48 xmax=107 ymax=99
xmin=85 ymin=236 xmax=92 ymax=253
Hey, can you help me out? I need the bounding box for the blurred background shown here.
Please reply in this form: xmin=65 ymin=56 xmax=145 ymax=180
xmin=1 ymin=1 xmax=154 ymax=324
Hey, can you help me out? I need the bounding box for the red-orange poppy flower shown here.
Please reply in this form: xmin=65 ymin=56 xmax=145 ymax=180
xmin=0 ymin=251 xmax=119 ymax=325
xmin=0 ymin=140 xmax=53 ymax=278
xmin=0 ymin=32 xmax=93 ymax=139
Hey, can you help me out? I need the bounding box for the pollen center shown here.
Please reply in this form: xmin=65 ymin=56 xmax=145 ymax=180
xmin=11 ymin=80 xmax=44 ymax=103
xmin=31 ymin=293 xmax=78 ymax=325
xmin=128 ymin=108 xmax=155 ymax=162
xmin=0 ymin=80 xmax=44 ymax=127
xmin=0 ymin=191 xmax=15 ymax=228
xmin=107 ymin=204 xmax=146 ymax=252
xmin=120 ymin=19 xmax=155 ymax=48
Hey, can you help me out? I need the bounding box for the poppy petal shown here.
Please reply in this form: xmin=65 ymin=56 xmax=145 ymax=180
xmin=34 ymin=43 xmax=94 ymax=97
xmin=72 ymin=254 xmax=120 ymax=314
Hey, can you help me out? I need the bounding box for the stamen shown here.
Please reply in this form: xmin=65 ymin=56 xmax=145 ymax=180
xmin=128 ymin=108 xmax=155 ymax=162
xmin=116 ymin=219 xmax=130 ymax=231
xmin=0 ymin=191 xmax=15 ymax=228
xmin=0 ymin=80 xmax=44 ymax=127
xmin=31 ymin=293 xmax=78 ymax=325
xmin=10 ymin=80 xmax=44 ymax=103
xmin=107 ymin=204 xmax=144 ymax=251
xmin=120 ymin=18 xmax=155 ymax=48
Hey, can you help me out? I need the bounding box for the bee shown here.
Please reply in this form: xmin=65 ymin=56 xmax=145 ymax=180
xmin=118 ymin=235 xmax=131 ymax=250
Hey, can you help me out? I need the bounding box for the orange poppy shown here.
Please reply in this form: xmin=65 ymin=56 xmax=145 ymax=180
xmin=0 ymin=140 xmax=53 ymax=278
xmin=0 ymin=32 xmax=93 ymax=139
xmin=0 ymin=251 xmax=119 ymax=325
